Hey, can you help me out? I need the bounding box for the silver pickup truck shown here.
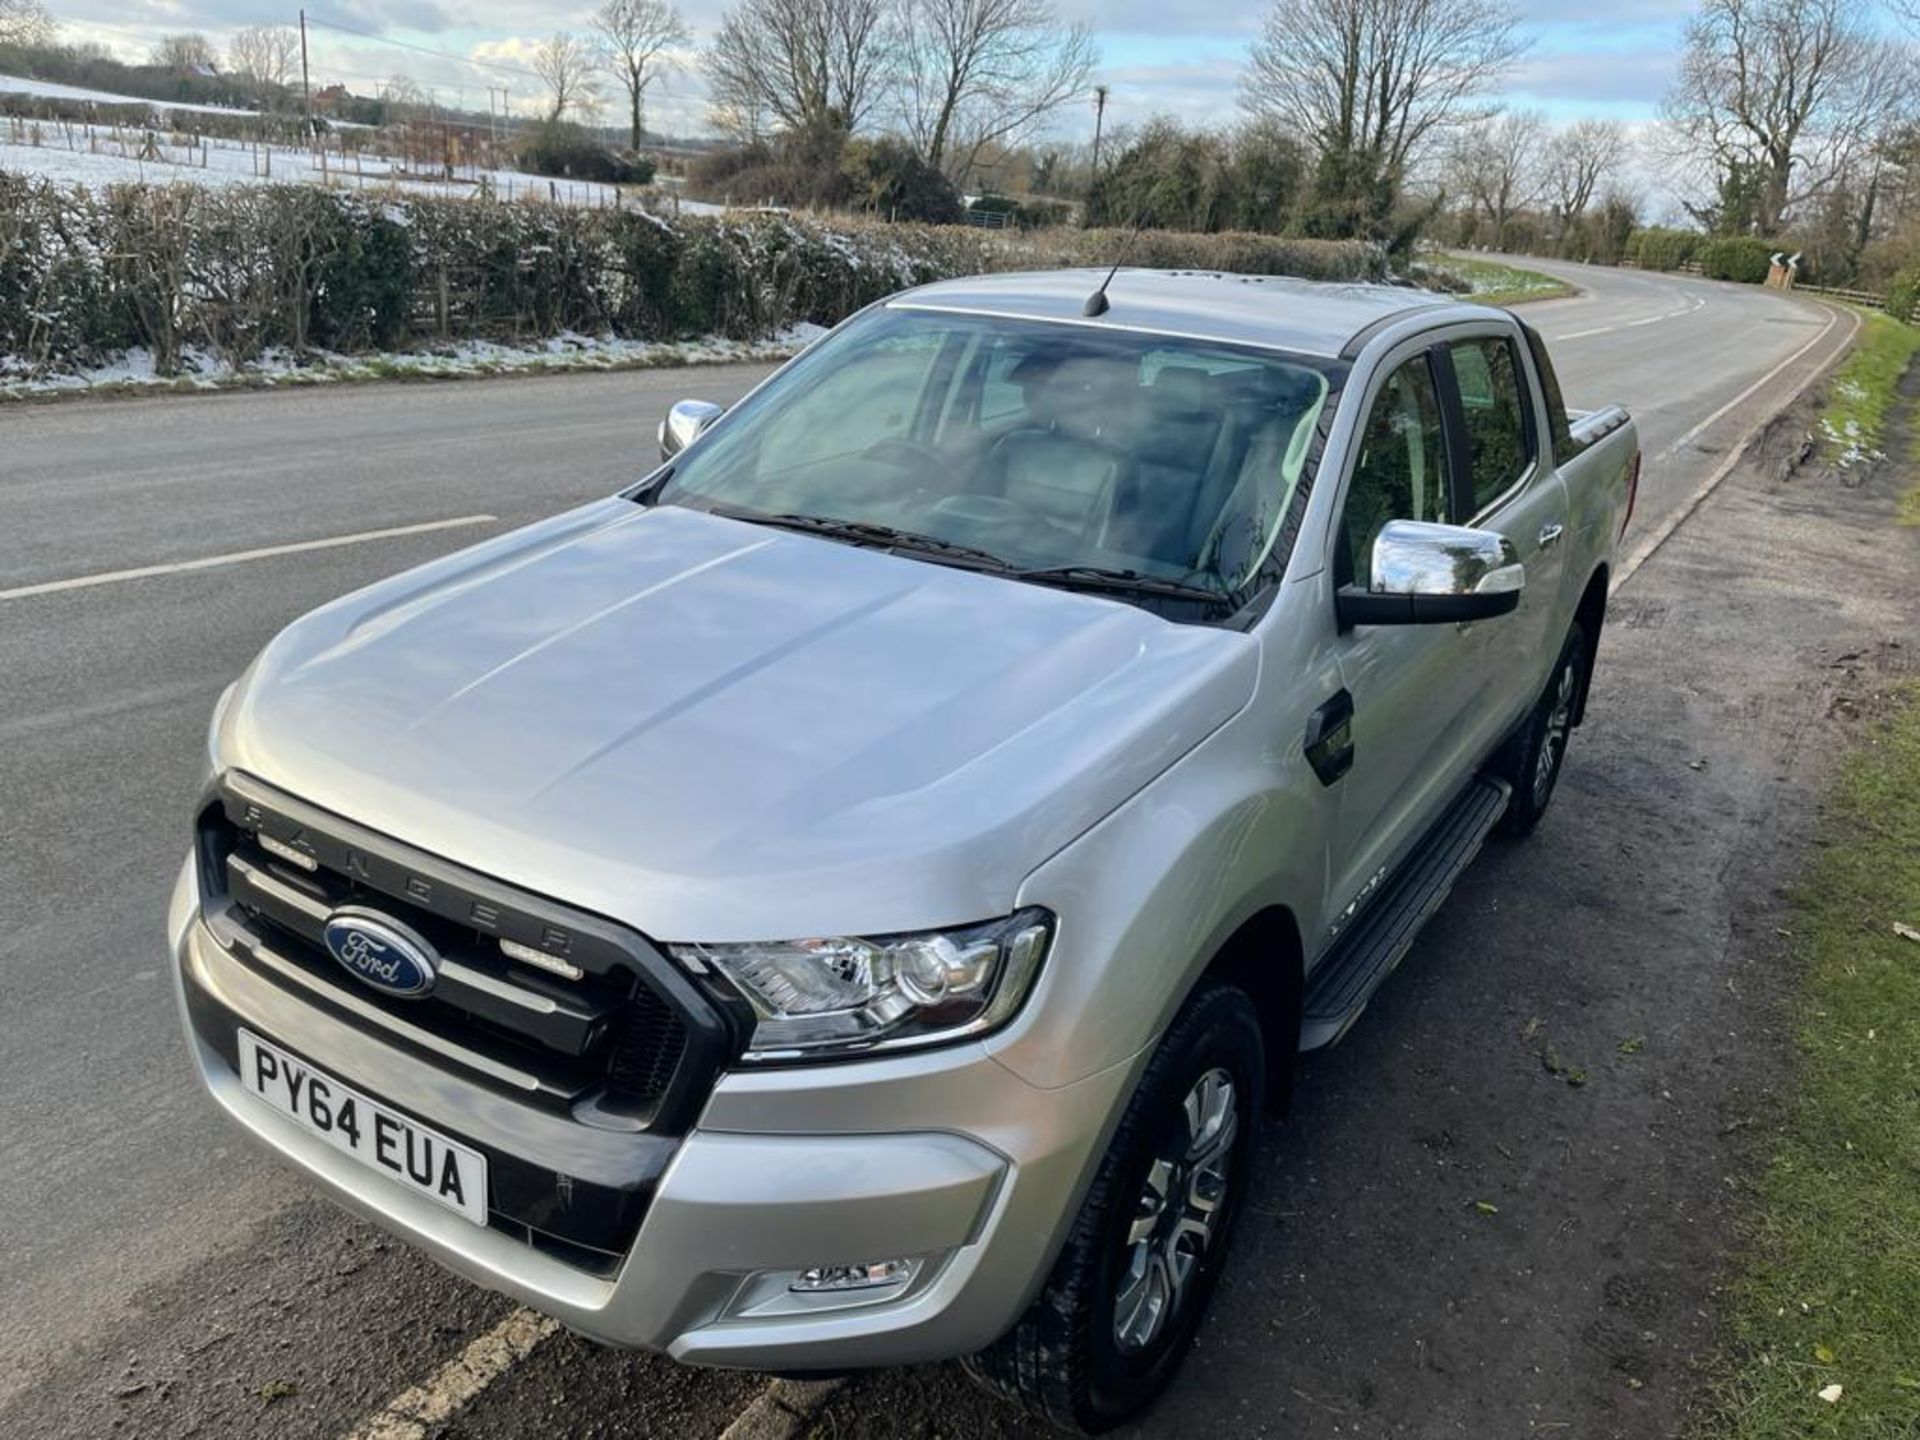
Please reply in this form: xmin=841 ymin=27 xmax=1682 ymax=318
xmin=170 ymin=269 xmax=1639 ymax=1432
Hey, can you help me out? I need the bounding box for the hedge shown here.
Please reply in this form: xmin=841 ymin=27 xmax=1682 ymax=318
xmin=0 ymin=171 xmax=1386 ymax=377
xmin=1625 ymin=227 xmax=1699 ymax=272
xmin=1696 ymin=234 xmax=1777 ymax=285
xmin=1885 ymin=269 xmax=1920 ymax=325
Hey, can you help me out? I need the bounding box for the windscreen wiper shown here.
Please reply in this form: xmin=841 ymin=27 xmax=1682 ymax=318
xmin=698 ymin=504 xmax=1012 ymax=569
xmin=1010 ymin=565 xmax=1232 ymax=609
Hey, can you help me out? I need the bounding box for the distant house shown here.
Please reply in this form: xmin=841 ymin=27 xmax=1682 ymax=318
xmin=313 ymin=84 xmax=353 ymax=114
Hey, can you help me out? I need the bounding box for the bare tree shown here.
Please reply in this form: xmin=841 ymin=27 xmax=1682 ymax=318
xmin=150 ymin=33 xmax=219 ymax=74
xmin=1241 ymin=0 xmax=1524 ymax=232
xmin=0 ymin=0 xmax=54 ymax=47
xmin=706 ymin=0 xmax=896 ymax=143
xmin=592 ymin=0 xmax=690 ymax=149
xmin=898 ymin=0 xmax=1096 ymax=183
xmin=710 ymin=93 xmax=771 ymax=143
xmin=1446 ymin=109 xmax=1545 ymax=248
xmin=532 ymin=31 xmax=602 ymax=124
xmin=1544 ymin=118 xmax=1627 ymax=228
xmin=1664 ymin=0 xmax=1909 ymax=233
xmin=227 ymin=25 xmax=301 ymax=101
xmin=380 ymin=73 xmax=429 ymax=123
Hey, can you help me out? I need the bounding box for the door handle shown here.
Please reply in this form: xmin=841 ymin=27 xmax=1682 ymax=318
xmin=1538 ymin=522 xmax=1565 ymax=550
xmin=1304 ymin=689 xmax=1355 ymax=787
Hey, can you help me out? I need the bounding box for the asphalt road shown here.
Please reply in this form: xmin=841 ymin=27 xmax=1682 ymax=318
xmin=0 ymin=261 xmax=1883 ymax=1438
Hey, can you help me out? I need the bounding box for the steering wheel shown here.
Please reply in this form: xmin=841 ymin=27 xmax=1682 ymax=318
xmin=862 ymin=437 xmax=953 ymax=488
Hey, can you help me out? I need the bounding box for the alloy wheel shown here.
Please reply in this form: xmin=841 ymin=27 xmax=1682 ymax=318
xmin=1113 ymin=1068 xmax=1238 ymax=1354
xmin=1533 ymin=653 xmax=1578 ymax=807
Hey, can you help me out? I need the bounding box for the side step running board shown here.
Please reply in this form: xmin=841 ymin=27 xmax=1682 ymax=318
xmin=1300 ymin=775 xmax=1511 ymax=1051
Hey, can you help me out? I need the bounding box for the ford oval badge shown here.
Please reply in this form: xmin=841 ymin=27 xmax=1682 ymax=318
xmin=322 ymin=908 xmax=439 ymax=998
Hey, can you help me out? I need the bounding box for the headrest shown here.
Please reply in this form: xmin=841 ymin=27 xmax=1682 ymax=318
xmin=1149 ymin=365 xmax=1214 ymax=413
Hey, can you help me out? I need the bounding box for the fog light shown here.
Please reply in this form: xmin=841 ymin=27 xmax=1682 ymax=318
xmin=788 ymin=1258 xmax=917 ymax=1292
xmin=499 ymin=936 xmax=584 ymax=981
xmin=256 ymin=833 xmax=317 ymax=872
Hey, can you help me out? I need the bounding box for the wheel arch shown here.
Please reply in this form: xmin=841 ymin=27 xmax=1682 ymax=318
xmin=1199 ymin=904 xmax=1304 ymax=1113
xmin=1570 ymin=563 xmax=1608 ymax=726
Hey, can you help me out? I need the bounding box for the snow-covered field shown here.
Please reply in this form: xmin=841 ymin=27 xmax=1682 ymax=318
xmin=0 ymin=117 xmax=631 ymax=205
xmin=0 ymin=71 xmax=260 ymax=118
xmin=0 ymin=113 xmax=731 ymax=213
xmin=0 ymin=326 xmax=826 ymax=399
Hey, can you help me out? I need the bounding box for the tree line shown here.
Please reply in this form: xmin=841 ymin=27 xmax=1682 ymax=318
xmin=15 ymin=0 xmax=1920 ymax=291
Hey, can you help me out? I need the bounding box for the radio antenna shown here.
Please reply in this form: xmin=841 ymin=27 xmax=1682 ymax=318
xmin=1082 ymin=207 xmax=1152 ymax=317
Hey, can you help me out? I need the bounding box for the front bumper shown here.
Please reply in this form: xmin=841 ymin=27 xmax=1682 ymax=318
xmin=169 ymin=859 xmax=1140 ymax=1367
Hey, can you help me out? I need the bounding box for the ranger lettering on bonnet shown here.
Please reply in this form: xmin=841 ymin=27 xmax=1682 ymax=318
xmin=171 ymin=268 xmax=1637 ymax=1434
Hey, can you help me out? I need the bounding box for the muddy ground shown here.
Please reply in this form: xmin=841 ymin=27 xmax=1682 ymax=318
xmin=789 ymin=385 xmax=1920 ymax=1437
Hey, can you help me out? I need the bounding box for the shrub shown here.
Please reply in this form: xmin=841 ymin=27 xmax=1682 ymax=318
xmin=686 ymin=142 xmax=772 ymax=194
xmin=716 ymin=161 xmax=853 ymax=211
xmin=842 ymin=138 xmax=962 ymax=224
xmin=518 ymin=123 xmax=655 ymax=185
xmin=1884 ymin=268 xmax=1920 ymax=325
xmin=1696 ymin=234 xmax=1777 ymax=284
xmin=1626 ymin=227 xmax=1700 ymax=271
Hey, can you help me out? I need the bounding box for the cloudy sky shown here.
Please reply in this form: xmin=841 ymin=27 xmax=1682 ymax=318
xmin=53 ymin=0 xmax=1692 ymax=141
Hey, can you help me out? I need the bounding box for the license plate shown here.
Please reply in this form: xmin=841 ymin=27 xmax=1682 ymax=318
xmin=237 ymin=1029 xmax=488 ymax=1226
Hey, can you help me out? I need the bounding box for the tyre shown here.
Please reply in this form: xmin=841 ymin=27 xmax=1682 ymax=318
xmin=1498 ymin=620 xmax=1589 ymax=837
xmin=963 ymin=983 xmax=1266 ymax=1434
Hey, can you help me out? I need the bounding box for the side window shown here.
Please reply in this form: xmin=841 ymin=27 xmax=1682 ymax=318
xmin=978 ymin=343 xmax=1028 ymax=423
xmin=1522 ymin=322 xmax=1582 ymax=462
xmin=1447 ymin=337 xmax=1533 ymax=514
xmin=1341 ymin=355 xmax=1449 ymax=582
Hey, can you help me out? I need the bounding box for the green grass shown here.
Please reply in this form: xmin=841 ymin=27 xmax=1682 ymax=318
xmin=1699 ymin=688 xmax=1920 ymax=1439
xmin=1813 ymin=311 xmax=1920 ymax=508
xmin=1430 ymin=253 xmax=1576 ymax=306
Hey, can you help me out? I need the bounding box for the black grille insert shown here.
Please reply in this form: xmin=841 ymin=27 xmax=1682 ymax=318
xmin=198 ymin=772 xmax=723 ymax=1132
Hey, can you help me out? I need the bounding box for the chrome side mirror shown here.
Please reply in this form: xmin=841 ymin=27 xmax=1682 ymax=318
xmin=659 ymin=399 xmax=723 ymax=461
xmin=1336 ymin=519 xmax=1524 ymax=627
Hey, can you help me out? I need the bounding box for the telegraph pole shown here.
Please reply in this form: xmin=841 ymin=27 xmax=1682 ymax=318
xmin=1091 ymin=84 xmax=1109 ymax=173
xmin=299 ymin=9 xmax=311 ymax=119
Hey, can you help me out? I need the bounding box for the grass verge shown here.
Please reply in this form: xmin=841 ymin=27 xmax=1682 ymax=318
xmin=0 ymin=329 xmax=822 ymax=404
xmin=1700 ymin=687 xmax=1920 ymax=1438
xmin=1811 ymin=310 xmax=1920 ymax=508
xmin=1430 ymin=253 xmax=1575 ymax=306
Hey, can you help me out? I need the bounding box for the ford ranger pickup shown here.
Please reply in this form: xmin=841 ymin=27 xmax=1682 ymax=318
xmin=171 ymin=268 xmax=1639 ymax=1432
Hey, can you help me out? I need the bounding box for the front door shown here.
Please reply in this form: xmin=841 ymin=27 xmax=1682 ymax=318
xmin=1322 ymin=346 xmax=1483 ymax=928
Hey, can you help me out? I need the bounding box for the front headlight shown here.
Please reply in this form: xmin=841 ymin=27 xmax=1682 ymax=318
xmin=670 ymin=908 xmax=1053 ymax=1062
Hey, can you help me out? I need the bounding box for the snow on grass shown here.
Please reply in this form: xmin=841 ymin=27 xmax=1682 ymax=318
xmin=0 ymin=72 xmax=262 ymax=117
xmin=0 ymin=120 xmax=633 ymax=206
xmin=0 ymin=119 xmax=740 ymax=213
xmin=0 ymin=326 xmax=829 ymax=400
xmin=1814 ymin=310 xmax=1920 ymax=473
xmin=1426 ymin=253 xmax=1573 ymax=304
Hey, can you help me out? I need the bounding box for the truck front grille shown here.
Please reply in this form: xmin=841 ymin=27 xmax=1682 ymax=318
xmin=196 ymin=771 xmax=726 ymax=1131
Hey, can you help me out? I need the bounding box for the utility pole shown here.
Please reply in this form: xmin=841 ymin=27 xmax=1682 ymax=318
xmin=1091 ymin=84 xmax=1109 ymax=173
xmin=299 ymin=10 xmax=311 ymax=119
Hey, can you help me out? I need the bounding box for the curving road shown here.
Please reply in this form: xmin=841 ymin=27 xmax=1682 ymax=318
xmin=0 ymin=261 xmax=1870 ymax=1438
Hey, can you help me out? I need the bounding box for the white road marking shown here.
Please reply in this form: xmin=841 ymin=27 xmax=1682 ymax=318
xmin=341 ymin=1306 xmax=559 ymax=1440
xmin=1549 ymin=292 xmax=1706 ymax=342
xmin=1651 ymin=300 xmax=1844 ymax=464
xmin=718 ymin=1377 xmax=850 ymax=1440
xmin=1614 ymin=300 xmax=1861 ymax=590
xmin=0 ymin=514 xmax=497 ymax=601
xmin=335 ymin=1306 xmax=843 ymax=1440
